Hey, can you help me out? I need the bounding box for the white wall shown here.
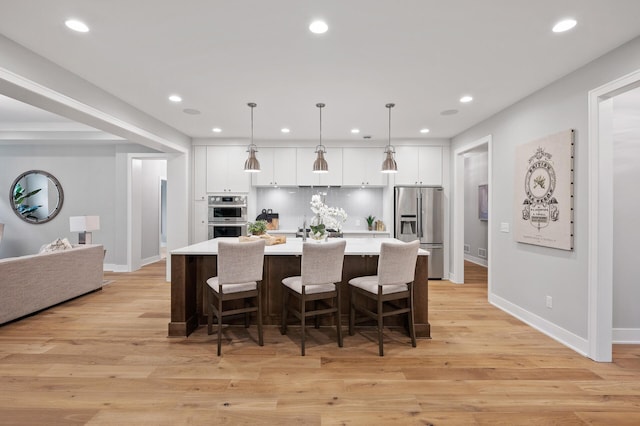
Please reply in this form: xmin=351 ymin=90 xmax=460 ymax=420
xmin=464 ymin=152 xmax=488 ymax=265
xmin=612 ymin=89 xmax=640 ymax=333
xmin=0 ymin=145 xmax=114 ymax=262
xmin=451 ymin=35 xmax=640 ymax=352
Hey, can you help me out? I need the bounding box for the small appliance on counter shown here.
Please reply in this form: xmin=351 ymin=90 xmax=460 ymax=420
xmin=256 ymin=209 xmax=279 ymax=230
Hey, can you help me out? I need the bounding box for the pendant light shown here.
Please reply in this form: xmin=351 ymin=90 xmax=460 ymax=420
xmin=312 ymin=103 xmax=328 ymax=173
xmin=381 ymin=103 xmax=398 ymax=173
xmin=244 ymin=102 xmax=261 ymax=173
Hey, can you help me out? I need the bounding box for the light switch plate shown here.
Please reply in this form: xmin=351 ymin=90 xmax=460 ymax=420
xmin=500 ymin=222 xmax=510 ymax=233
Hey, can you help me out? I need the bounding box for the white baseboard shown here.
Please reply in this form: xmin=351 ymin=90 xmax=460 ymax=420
xmin=103 ymin=264 xmax=128 ymax=272
xmin=464 ymin=254 xmax=488 ymax=267
xmin=489 ymin=292 xmax=589 ymax=357
xmin=613 ymin=328 xmax=640 ymax=344
xmin=141 ymin=255 xmax=161 ymax=267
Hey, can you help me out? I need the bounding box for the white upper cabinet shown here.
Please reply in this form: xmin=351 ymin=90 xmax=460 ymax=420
xmin=253 ymin=147 xmax=297 ymax=186
xmin=342 ymin=148 xmax=387 ymax=186
xmin=206 ymin=146 xmax=251 ymax=193
xmin=394 ymin=146 xmax=443 ymax=186
xmin=193 ymin=145 xmax=207 ymax=200
xmin=296 ymin=147 xmax=343 ymax=186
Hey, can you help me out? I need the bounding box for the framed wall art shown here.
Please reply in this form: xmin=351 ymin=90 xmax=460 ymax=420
xmin=478 ymin=184 xmax=488 ymax=221
xmin=513 ymin=129 xmax=574 ymax=250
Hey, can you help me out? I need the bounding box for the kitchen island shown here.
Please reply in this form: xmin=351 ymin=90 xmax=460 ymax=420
xmin=169 ymin=237 xmax=430 ymax=338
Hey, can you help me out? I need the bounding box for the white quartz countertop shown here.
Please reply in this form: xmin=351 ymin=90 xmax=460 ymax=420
xmin=172 ymin=237 xmax=429 ymax=256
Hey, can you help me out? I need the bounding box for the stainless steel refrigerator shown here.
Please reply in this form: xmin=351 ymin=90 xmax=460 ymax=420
xmin=394 ymin=186 xmax=444 ymax=279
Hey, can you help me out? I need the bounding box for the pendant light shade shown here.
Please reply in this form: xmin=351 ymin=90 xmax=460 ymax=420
xmin=244 ymin=102 xmax=261 ymax=173
xmin=312 ymin=103 xmax=328 ymax=173
xmin=381 ymin=103 xmax=398 ymax=173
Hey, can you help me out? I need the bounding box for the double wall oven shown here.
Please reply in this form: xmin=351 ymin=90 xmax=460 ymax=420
xmin=208 ymin=195 xmax=247 ymax=239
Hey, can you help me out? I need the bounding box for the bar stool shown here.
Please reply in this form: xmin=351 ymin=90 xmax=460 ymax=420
xmin=348 ymin=240 xmax=419 ymax=356
xmin=206 ymin=239 xmax=266 ymax=356
xmin=281 ymin=240 xmax=346 ymax=356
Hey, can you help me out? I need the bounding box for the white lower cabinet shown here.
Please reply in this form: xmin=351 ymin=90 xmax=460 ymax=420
xmin=192 ymin=200 xmax=208 ymax=243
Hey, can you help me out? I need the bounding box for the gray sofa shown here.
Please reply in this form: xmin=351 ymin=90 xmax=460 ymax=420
xmin=0 ymin=244 xmax=104 ymax=325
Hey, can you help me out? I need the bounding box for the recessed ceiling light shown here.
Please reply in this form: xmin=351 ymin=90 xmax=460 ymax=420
xmin=212 ymin=128 xmax=222 ymax=133
xmin=281 ymin=128 xmax=290 ymax=133
xmin=168 ymin=95 xmax=182 ymax=103
xmin=309 ymin=20 xmax=328 ymax=34
xmin=460 ymin=95 xmax=473 ymax=103
xmin=351 ymin=128 xmax=360 ymax=134
xmin=553 ymin=19 xmax=577 ymax=33
xmin=420 ymin=128 xmax=430 ymax=134
xmin=65 ymin=19 xmax=89 ymax=33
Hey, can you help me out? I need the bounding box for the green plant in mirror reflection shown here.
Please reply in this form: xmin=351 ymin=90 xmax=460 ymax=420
xmin=13 ymin=183 xmax=42 ymax=220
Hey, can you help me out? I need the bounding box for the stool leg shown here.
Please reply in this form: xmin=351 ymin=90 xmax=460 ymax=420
xmin=300 ymin=294 xmax=306 ymax=356
xmin=217 ymin=293 xmax=223 ymax=356
xmin=349 ymin=286 xmax=355 ymax=336
xmin=336 ymin=284 xmax=343 ymax=348
xmin=257 ymin=282 xmax=264 ymax=346
xmin=377 ymin=293 xmax=384 ymax=357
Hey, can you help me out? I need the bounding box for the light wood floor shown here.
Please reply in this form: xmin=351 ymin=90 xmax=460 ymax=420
xmin=1 ymin=261 xmax=639 ymax=425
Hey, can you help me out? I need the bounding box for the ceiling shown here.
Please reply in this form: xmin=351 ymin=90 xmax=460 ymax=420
xmin=1 ymin=0 xmax=640 ymax=144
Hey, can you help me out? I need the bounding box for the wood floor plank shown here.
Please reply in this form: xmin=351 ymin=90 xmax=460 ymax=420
xmin=1 ymin=259 xmax=639 ymax=424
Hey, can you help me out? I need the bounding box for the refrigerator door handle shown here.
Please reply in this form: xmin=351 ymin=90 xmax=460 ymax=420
xmin=417 ymin=195 xmax=423 ymax=239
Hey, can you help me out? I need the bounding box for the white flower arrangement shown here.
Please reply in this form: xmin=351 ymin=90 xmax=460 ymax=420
xmin=309 ymin=194 xmax=347 ymax=237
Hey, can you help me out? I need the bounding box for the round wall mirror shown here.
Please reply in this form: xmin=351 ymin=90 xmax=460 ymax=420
xmin=10 ymin=170 xmax=64 ymax=224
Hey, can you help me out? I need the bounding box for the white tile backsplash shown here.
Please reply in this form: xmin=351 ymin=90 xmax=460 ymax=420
xmin=255 ymin=187 xmax=384 ymax=231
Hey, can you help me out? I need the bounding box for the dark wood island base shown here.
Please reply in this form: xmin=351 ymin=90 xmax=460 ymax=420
xmin=169 ymin=249 xmax=430 ymax=339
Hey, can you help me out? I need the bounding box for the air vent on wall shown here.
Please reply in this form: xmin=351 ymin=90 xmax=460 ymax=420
xmin=478 ymin=248 xmax=487 ymax=259
xmin=464 ymin=244 xmax=470 ymax=253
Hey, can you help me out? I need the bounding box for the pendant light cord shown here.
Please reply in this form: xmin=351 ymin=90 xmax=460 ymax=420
xmin=386 ymin=103 xmax=394 ymax=149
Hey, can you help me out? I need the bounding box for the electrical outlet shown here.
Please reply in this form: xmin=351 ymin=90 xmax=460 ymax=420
xmin=546 ymin=296 xmax=553 ymax=309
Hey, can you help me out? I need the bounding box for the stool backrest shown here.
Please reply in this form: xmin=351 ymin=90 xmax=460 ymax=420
xmin=377 ymin=240 xmax=420 ymax=286
xmin=217 ymin=239 xmax=266 ymax=284
xmin=301 ymin=240 xmax=347 ymax=285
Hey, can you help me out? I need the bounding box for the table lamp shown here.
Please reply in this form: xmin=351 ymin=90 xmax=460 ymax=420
xmin=69 ymin=216 xmax=100 ymax=244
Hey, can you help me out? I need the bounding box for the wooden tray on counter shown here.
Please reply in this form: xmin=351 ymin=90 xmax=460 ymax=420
xmin=239 ymin=234 xmax=287 ymax=246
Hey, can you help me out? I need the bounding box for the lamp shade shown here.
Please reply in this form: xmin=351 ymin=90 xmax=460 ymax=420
xmin=69 ymin=216 xmax=100 ymax=232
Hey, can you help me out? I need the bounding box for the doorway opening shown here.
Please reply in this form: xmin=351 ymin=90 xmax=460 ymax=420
xmin=452 ymin=135 xmax=492 ymax=290
xmin=588 ymin=69 xmax=640 ymax=362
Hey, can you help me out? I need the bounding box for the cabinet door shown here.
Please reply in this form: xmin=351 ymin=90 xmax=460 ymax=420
xmin=342 ymin=148 xmax=364 ymax=185
xmin=342 ymin=148 xmax=385 ymax=186
xmin=296 ymin=148 xmax=319 ymax=186
xmin=226 ymin=146 xmax=251 ymax=192
xmin=394 ymin=146 xmax=421 ymax=185
xmin=253 ymin=147 xmax=276 ymax=186
xmin=192 ymin=200 xmax=208 ymax=243
xmin=272 ymin=148 xmax=297 ymax=186
xmin=363 ymin=148 xmax=386 ymax=186
xmin=418 ymin=146 xmax=443 ymax=185
xmin=206 ymin=146 xmax=227 ymax=193
xmin=206 ymin=146 xmax=250 ymax=192
xmin=193 ymin=145 xmax=207 ymax=200
xmin=319 ymin=148 xmax=342 ymax=186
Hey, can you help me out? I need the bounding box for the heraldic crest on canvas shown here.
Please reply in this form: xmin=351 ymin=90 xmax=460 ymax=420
xmin=521 ymin=146 xmax=559 ymax=230
xmin=514 ymin=129 xmax=574 ymax=251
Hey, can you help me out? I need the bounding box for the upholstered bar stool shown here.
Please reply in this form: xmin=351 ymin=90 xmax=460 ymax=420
xmin=348 ymin=240 xmax=420 ymax=356
xmin=206 ymin=239 xmax=266 ymax=356
xmin=281 ymin=239 xmax=346 ymax=356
